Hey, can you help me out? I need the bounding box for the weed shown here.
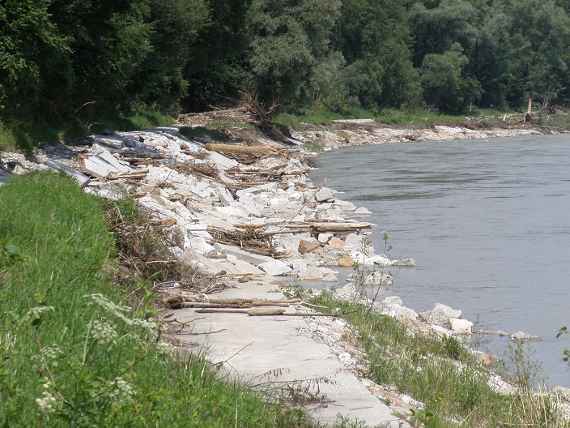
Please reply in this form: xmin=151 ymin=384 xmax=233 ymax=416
xmin=312 ymin=293 xmax=568 ymax=427
xmin=0 ymin=172 xmax=315 ymax=427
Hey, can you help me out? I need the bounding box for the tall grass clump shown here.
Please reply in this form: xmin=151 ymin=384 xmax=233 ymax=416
xmin=313 ymin=293 xmax=569 ymax=427
xmin=0 ymin=173 xmax=312 ymax=427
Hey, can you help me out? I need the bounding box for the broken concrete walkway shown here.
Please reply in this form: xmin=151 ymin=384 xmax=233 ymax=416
xmin=172 ymin=280 xmax=405 ymax=427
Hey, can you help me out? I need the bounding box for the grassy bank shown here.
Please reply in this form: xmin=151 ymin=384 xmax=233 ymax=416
xmin=312 ymin=293 xmax=567 ymax=427
xmin=0 ymin=109 xmax=174 ymax=153
xmin=0 ymin=173 xmax=312 ymax=427
xmin=273 ymin=105 xmax=570 ymax=131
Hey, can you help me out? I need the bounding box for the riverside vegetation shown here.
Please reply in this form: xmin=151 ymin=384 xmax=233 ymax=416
xmin=311 ymin=293 xmax=569 ymax=427
xmin=2 ymin=0 xmax=570 ymax=151
xmin=0 ymin=173 xmax=315 ymax=427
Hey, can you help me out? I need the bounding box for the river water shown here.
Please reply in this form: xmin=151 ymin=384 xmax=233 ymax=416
xmin=311 ymin=134 xmax=570 ymax=386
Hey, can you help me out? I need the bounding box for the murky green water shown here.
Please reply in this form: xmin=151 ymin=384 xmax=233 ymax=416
xmin=312 ymin=134 xmax=570 ymax=386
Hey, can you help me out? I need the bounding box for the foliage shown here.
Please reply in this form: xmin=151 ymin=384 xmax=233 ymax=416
xmin=246 ymin=0 xmax=342 ymax=108
xmin=2 ymin=0 xmax=570 ymax=139
xmin=421 ymin=43 xmax=481 ymax=113
xmin=313 ymin=293 xmax=569 ymax=427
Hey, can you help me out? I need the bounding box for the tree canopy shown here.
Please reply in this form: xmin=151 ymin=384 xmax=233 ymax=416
xmin=1 ymin=0 xmax=569 ymax=124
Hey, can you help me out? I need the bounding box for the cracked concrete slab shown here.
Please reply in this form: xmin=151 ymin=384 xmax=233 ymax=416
xmin=172 ymin=281 xmax=405 ymax=427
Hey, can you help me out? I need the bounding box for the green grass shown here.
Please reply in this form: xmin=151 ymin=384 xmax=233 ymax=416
xmin=272 ymin=105 xmax=529 ymax=130
xmin=0 ymin=109 xmax=174 ymax=153
xmin=312 ymin=293 xmax=567 ymax=427
xmin=273 ymin=105 xmax=373 ymax=128
xmin=0 ymin=173 xmax=314 ymax=427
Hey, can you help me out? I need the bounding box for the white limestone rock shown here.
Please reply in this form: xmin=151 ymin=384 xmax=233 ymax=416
xmin=258 ymin=260 xmax=292 ymax=276
xmin=315 ymin=187 xmax=335 ymax=202
xmin=450 ymin=318 xmax=473 ymax=335
xmin=382 ymin=304 xmax=418 ymax=323
xmin=420 ymin=304 xmax=462 ymax=328
xmin=318 ymin=233 xmax=333 ymax=243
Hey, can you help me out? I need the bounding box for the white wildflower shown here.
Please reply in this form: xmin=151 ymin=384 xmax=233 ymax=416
xmin=156 ymin=341 xmax=175 ymax=355
xmin=108 ymin=377 xmax=135 ymax=404
xmin=86 ymin=294 xmax=157 ymax=339
xmin=23 ymin=306 xmax=54 ymax=323
xmin=33 ymin=346 xmax=63 ymax=368
xmin=90 ymin=320 xmax=118 ymax=346
xmin=0 ymin=333 xmax=16 ymax=352
xmin=130 ymin=318 xmax=157 ymax=331
xmin=86 ymin=294 xmax=130 ymax=318
xmin=35 ymin=381 xmax=59 ymax=415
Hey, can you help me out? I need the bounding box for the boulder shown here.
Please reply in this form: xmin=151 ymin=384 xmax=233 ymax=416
xmin=80 ymin=144 xmax=132 ymax=178
xmin=382 ymin=304 xmax=418 ymax=323
xmin=338 ymin=255 xmax=355 ymax=268
xmin=258 ymin=260 xmax=292 ymax=276
xmin=318 ymin=233 xmax=333 ymax=243
xmin=188 ymin=237 xmax=215 ymax=255
xmin=327 ymin=237 xmax=345 ymax=250
xmin=450 ymin=318 xmax=473 ymax=335
xmin=315 ymin=187 xmax=335 ymax=203
xmin=298 ymin=239 xmax=321 ymax=255
xmin=474 ymin=351 xmax=496 ymax=367
xmin=420 ymin=303 xmax=462 ymax=327
xmin=290 ymin=260 xmax=335 ymax=281
xmin=431 ymin=325 xmax=453 ymax=337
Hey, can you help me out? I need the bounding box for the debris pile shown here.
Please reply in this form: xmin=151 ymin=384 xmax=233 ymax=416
xmin=2 ymin=125 xmax=396 ymax=288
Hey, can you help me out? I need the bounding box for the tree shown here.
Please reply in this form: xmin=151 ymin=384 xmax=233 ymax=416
xmin=246 ymin=0 xmax=342 ymax=108
xmin=0 ymin=0 xmax=69 ymax=118
xmin=131 ymin=0 xmax=209 ymax=113
xmin=337 ymin=0 xmax=421 ymax=108
xmin=421 ymin=43 xmax=481 ymax=112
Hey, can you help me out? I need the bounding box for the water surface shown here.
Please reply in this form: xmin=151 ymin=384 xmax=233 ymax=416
xmin=312 ymin=135 xmax=570 ymax=386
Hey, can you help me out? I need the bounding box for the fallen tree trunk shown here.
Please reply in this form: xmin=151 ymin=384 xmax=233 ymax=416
xmin=205 ymin=143 xmax=287 ymax=164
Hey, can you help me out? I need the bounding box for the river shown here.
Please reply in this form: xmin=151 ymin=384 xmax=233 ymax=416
xmin=311 ymin=134 xmax=570 ymax=386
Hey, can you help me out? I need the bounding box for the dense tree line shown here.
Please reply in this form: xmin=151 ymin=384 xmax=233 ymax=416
xmin=1 ymin=0 xmax=569 ymax=125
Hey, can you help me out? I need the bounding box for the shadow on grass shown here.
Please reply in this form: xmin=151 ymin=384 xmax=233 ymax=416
xmin=178 ymin=126 xmax=231 ymax=144
xmin=0 ymin=109 xmax=174 ymax=155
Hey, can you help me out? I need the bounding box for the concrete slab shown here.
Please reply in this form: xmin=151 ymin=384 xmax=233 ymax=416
xmin=172 ymin=282 xmax=403 ymax=427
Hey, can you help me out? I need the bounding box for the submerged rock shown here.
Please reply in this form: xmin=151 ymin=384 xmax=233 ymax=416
xmin=510 ymin=331 xmax=540 ymax=341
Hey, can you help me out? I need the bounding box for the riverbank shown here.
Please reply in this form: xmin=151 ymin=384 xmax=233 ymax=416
xmin=1 ymin=115 xmax=569 ymax=426
xmin=0 ymin=173 xmax=312 ymax=427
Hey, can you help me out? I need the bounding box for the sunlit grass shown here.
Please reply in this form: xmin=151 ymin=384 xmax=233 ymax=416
xmin=0 ymin=173 xmax=314 ymax=427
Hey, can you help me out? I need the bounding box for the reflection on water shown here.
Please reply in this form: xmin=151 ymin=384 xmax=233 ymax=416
xmin=312 ymin=134 xmax=570 ymax=386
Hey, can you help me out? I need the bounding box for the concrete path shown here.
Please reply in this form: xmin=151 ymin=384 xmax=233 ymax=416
xmin=172 ymin=281 xmax=405 ymax=427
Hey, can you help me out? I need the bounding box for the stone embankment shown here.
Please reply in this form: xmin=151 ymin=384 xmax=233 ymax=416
xmin=0 ymin=118 xmax=560 ymax=426
xmin=294 ymin=120 xmax=546 ymax=150
xmin=0 ymin=124 xmax=414 ymax=426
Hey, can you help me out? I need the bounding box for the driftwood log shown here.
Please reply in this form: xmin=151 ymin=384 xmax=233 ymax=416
xmin=195 ymin=308 xmax=338 ymax=317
